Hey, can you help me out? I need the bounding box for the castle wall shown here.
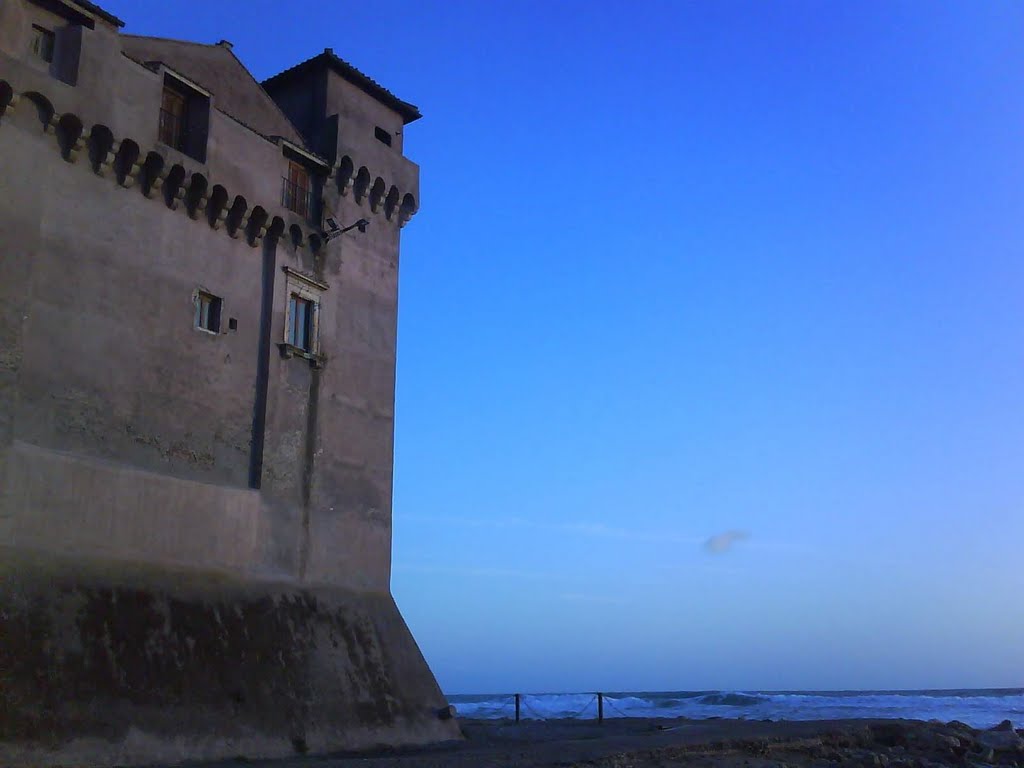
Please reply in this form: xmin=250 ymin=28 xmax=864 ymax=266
xmin=329 ymin=74 xmax=410 ymax=159
xmin=0 ymin=2 xmax=453 ymax=764
xmin=0 ymin=4 xmax=423 ymax=588
xmin=2 ymin=112 xmax=261 ymax=486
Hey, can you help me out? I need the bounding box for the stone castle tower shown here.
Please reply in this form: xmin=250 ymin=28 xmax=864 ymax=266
xmin=0 ymin=1 xmax=458 ymax=764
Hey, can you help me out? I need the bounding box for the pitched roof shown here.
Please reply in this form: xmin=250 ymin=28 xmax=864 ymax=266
xmin=262 ymin=49 xmax=422 ymax=125
xmin=120 ymin=35 xmax=307 ymax=146
xmin=68 ymin=0 xmax=124 ymax=27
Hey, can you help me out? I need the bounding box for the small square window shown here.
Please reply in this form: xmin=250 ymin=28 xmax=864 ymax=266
xmin=374 ymin=126 xmax=393 ymax=147
xmin=287 ymin=294 xmax=316 ymax=352
xmin=31 ymin=25 xmax=55 ymax=64
xmin=194 ymin=291 xmax=222 ymax=333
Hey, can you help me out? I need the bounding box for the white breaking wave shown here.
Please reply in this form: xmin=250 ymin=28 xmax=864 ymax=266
xmin=447 ymin=689 xmax=1024 ymax=729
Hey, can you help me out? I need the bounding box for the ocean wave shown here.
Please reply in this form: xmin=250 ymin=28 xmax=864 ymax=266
xmin=699 ymin=693 xmax=769 ymax=706
xmin=447 ymin=689 xmax=1024 ymax=728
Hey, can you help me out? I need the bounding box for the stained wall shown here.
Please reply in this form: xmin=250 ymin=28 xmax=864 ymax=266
xmin=0 ymin=1 xmax=452 ymax=764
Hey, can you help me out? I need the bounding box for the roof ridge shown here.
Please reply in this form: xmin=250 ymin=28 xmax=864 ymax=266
xmin=262 ymin=49 xmax=421 ymax=124
xmin=120 ymin=37 xmax=312 ymax=150
xmin=119 ymin=50 xmax=321 ymax=156
xmin=120 ymin=33 xmax=220 ymax=47
xmin=69 ymin=0 xmax=124 ymax=27
xmin=217 ymin=44 xmax=318 ymax=157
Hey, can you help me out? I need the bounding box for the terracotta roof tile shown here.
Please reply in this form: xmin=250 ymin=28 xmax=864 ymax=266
xmin=262 ymin=49 xmax=421 ymax=125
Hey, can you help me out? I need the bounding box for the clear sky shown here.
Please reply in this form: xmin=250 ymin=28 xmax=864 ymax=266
xmin=107 ymin=1 xmax=1024 ymax=694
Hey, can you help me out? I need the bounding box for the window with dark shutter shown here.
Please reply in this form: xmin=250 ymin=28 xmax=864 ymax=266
xmin=159 ymin=85 xmax=187 ymax=150
xmin=282 ymin=162 xmax=311 ymax=219
xmin=158 ymin=74 xmax=209 ymax=162
xmin=31 ymin=26 xmax=55 ymax=63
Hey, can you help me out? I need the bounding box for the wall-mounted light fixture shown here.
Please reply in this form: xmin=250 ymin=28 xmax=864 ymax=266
xmin=322 ymin=217 xmax=369 ymax=242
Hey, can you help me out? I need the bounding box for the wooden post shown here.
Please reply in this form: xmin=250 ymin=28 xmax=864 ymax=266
xmin=515 ymin=693 xmax=521 ymax=723
xmin=598 ymin=692 xmax=604 ymax=723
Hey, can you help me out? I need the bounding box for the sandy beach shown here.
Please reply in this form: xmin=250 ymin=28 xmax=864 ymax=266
xmin=196 ymin=716 xmax=1024 ymax=768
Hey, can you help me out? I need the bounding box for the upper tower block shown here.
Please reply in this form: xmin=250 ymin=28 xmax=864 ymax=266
xmin=262 ymin=48 xmax=419 ymax=162
xmin=262 ymin=48 xmax=420 ymax=160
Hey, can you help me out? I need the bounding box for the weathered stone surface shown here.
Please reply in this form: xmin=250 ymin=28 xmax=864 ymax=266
xmin=0 ymin=1 xmax=443 ymax=765
xmin=976 ymin=730 xmax=1023 ymax=752
xmin=0 ymin=553 xmax=458 ymax=767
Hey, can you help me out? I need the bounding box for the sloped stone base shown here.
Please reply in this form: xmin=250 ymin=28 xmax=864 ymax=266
xmin=0 ymin=551 xmax=460 ymax=767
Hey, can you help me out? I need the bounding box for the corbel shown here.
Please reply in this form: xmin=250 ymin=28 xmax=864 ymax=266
xmin=65 ymin=135 xmax=86 ymax=164
xmin=210 ymin=202 xmax=230 ymax=230
xmin=1 ymin=92 xmax=19 ymax=119
xmin=248 ymin=223 xmax=268 ymax=247
xmin=96 ymin=137 xmax=119 ymax=177
xmin=142 ymin=165 xmax=166 ymax=198
xmin=188 ymin=187 xmax=210 ymax=221
xmin=230 ymin=211 xmax=250 ymax=239
xmin=120 ymin=159 xmax=142 ymax=189
xmin=166 ymin=176 xmax=188 ymax=211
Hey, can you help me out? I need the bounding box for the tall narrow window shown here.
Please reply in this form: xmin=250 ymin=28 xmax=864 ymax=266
xmin=31 ymin=25 xmax=55 ymax=64
xmin=159 ymin=85 xmax=187 ymax=150
xmin=157 ymin=73 xmax=210 ymax=162
xmin=194 ymin=291 xmax=222 ymax=333
xmin=282 ymin=161 xmax=311 ymax=219
xmin=281 ymin=267 xmax=327 ymax=362
xmin=287 ymin=294 xmax=315 ymax=352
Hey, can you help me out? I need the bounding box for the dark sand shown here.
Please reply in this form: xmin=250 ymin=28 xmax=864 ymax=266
xmin=197 ymin=716 xmax=1024 ymax=768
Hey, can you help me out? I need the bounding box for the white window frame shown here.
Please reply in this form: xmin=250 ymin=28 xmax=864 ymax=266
xmin=282 ymin=267 xmax=327 ymax=360
xmin=193 ymin=289 xmax=222 ymax=335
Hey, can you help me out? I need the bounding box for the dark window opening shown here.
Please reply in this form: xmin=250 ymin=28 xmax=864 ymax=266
xmin=287 ymin=294 xmax=315 ymax=352
xmin=195 ymin=291 xmax=222 ymax=333
xmin=158 ymin=75 xmax=209 ymax=162
xmin=374 ymin=126 xmax=392 ymax=147
xmin=159 ymin=83 xmax=187 ymax=151
xmin=31 ymin=25 xmax=55 ymax=63
xmin=228 ymin=317 xmax=238 ymax=331
xmin=282 ymin=161 xmax=312 ymax=220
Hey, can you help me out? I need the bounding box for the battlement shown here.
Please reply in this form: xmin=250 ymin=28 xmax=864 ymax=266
xmin=0 ymin=78 xmax=418 ymax=256
xmin=0 ymin=77 xmax=415 ymax=249
xmin=0 ymin=0 xmax=420 ymax=257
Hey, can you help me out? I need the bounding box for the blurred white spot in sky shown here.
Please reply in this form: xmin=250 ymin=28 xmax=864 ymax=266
xmin=704 ymin=530 xmax=750 ymax=555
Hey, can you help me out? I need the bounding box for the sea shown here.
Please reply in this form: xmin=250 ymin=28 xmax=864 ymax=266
xmin=447 ymin=689 xmax=1024 ymax=729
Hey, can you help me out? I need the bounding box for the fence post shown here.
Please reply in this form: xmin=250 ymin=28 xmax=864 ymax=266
xmin=515 ymin=693 xmax=521 ymax=723
xmin=598 ymin=692 xmax=604 ymax=723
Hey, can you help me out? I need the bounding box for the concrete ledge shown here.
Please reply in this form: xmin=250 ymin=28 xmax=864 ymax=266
xmin=0 ymin=441 xmax=285 ymax=577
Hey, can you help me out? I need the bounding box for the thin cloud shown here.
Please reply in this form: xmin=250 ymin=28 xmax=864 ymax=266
xmin=558 ymin=592 xmax=629 ymax=605
xmin=703 ymin=529 xmax=750 ymax=555
xmin=396 ymin=514 xmax=701 ymax=545
xmin=392 ymin=563 xmax=555 ymax=580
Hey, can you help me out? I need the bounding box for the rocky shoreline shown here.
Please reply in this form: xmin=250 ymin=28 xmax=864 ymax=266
xmin=634 ymin=718 xmax=1024 ymax=768
xmin=198 ymin=717 xmax=1024 ymax=768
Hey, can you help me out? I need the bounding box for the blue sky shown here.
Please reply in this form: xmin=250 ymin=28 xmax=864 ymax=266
xmin=110 ymin=1 xmax=1024 ymax=694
